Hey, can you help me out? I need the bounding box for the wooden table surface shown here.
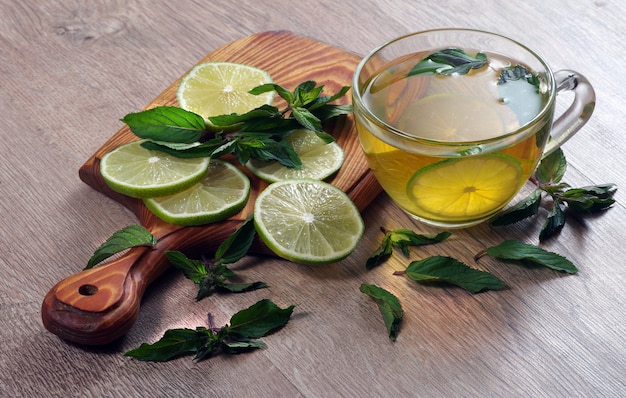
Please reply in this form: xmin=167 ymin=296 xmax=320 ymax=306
xmin=2 ymin=1 xmax=625 ymax=397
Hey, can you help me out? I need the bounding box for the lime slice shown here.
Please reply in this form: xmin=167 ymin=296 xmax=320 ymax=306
xmin=176 ymin=62 xmax=274 ymax=122
xmin=406 ymin=153 xmax=523 ymax=221
xmin=246 ymin=129 xmax=345 ymax=182
xmin=254 ymin=180 xmax=364 ymax=265
xmin=100 ymin=140 xmax=210 ymax=198
xmin=143 ymin=160 xmax=250 ymax=226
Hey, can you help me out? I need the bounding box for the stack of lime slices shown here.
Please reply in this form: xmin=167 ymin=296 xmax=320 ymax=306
xmin=100 ymin=62 xmax=363 ymax=265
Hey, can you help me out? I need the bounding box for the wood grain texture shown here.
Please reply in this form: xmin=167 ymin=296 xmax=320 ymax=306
xmin=2 ymin=0 xmax=626 ymax=397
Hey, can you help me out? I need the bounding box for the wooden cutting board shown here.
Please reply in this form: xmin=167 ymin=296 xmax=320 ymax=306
xmin=41 ymin=31 xmax=382 ymax=345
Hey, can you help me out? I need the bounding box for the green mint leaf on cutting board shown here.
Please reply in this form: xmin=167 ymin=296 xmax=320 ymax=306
xmin=125 ymin=299 xmax=294 ymax=362
xmin=491 ymin=148 xmax=617 ymax=242
xmin=394 ymin=256 xmax=506 ymax=293
xmin=366 ymin=228 xmax=451 ymax=270
xmin=408 ymin=48 xmax=488 ymax=77
xmin=359 ymin=284 xmax=403 ymax=341
xmin=476 ymin=240 xmax=578 ymax=274
xmin=121 ymin=106 xmax=207 ymax=143
xmin=85 ymin=225 xmax=156 ymax=269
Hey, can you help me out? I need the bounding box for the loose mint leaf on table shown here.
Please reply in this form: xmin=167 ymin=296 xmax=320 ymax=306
xmin=125 ymin=299 xmax=294 ymax=362
xmin=228 ymin=299 xmax=295 ymax=339
xmin=359 ymin=284 xmax=403 ymax=341
xmin=394 ymin=256 xmax=506 ymax=293
xmin=121 ymin=106 xmax=207 ymax=143
xmin=477 ymin=239 xmax=578 ymax=274
xmin=408 ymin=48 xmax=488 ymax=77
xmin=85 ymin=225 xmax=156 ymax=269
xmin=366 ymin=228 xmax=451 ymax=270
xmin=125 ymin=327 xmax=210 ymax=362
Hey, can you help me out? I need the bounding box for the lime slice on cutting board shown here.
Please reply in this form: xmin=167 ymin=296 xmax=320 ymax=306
xmin=176 ymin=61 xmax=274 ymax=123
xmin=144 ymin=160 xmax=250 ymax=226
xmin=254 ymin=179 xmax=364 ymax=265
xmin=100 ymin=140 xmax=210 ymax=198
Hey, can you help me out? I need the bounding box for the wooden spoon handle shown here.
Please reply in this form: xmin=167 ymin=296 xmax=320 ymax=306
xmin=41 ymin=246 xmax=164 ymax=345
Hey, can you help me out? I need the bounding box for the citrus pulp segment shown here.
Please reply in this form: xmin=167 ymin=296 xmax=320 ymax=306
xmin=406 ymin=153 xmax=523 ymax=221
xmin=100 ymin=140 xmax=210 ymax=198
xmin=253 ymin=180 xmax=364 ymax=265
xmin=176 ymin=62 xmax=274 ymax=121
xmin=246 ymin=129 xmax=345 ymax=182
xmin=144 ymin=160 xmax=251 ymax=226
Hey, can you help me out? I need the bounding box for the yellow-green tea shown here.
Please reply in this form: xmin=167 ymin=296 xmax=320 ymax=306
xmin=355 ymin=50 xmax=552 ymax=227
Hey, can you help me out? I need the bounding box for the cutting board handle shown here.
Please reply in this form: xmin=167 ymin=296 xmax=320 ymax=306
xmin=41 ymin=245 xmax=168 ymax=345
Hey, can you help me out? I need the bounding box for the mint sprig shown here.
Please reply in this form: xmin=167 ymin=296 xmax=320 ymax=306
xmin=120 ymin=81 xmax=351 ymax=169
xmin=125 ymin=299 xmax=295 ymax=362
xmin=491 ymin=148 xmax=617 ymax=241
xmin=167 ymin=218 xmax=265 ymax=300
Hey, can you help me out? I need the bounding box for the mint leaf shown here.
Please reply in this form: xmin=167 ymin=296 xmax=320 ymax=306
xmin=227 ymin=299 xmax=295 ymax=339
xmin=483 ymin=240 xmax=578 ymax=274
xmin=124 ymin=327 xmax=210 ymax=362
xmin=408 ymin=49 xmax=487 ymax=77
xmin=215 ymin=217 xmax=257 ymax=264
xmin=535 ymin=147 xmax=567 ymax=184
xmin=491 ymin=189 xmax=543 ymax=226
xmin=85 ymin=225 xmax=156 ymax=269
xmin=359 ymin=284 xmax=403 ymax=341
xmin=539 ymin=202 xmax=566 ymax=242
xmin=560 ymin=184 xmax=617 ymax=213
xmin=498 ymin=65 xmax=541 ymax=90
xmin=396 ymin=256 xmax=506 ymax=293
xmin=366 ymin=228 xmax=451 ymax=269
xmin=121 ymin=106 xmax=206 ymax=143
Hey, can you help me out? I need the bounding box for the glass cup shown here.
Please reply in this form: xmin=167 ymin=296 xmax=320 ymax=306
xmin=352 ymin=28 xmax=595 ymax=228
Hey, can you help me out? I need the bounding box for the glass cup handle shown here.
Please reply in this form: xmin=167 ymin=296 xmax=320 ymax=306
xmin=542 ymin=69 xmax=596 ymax=158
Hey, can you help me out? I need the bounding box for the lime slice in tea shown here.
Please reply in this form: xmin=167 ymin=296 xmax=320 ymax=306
xmin=246 ymin=129 xmax=345 ymax=182
xmin=144 ymin=160 xmax=250 ymax=226
xmin=254 ymin=180 xmax=364 ymax=265
xmin=176 ymin=62 xmax=274 ymax=123
xmin=100 ymin=140 xmax=210 ymax=198
xmin=406 ymin=153 xmax=523 ymax=221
